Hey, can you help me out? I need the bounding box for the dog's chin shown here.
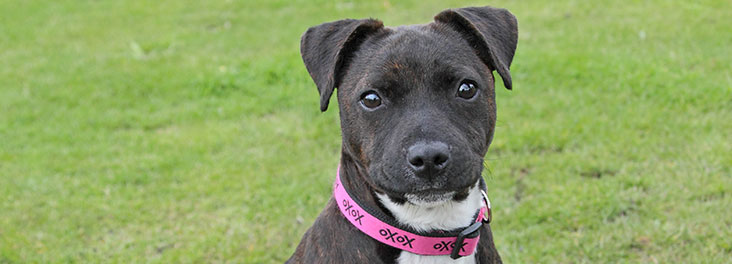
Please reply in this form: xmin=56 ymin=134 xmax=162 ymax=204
xmin=404 ymin=191 xmax=456 ymax=206
xmin=402 ymin=185 xmax=473 ymax=206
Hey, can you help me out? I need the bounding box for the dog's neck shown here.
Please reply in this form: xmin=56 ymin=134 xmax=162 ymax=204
xmin=375 ymin=185 xmax=482 ymax=232
xmin=337 ymin=158 xmax=387 ymax=215
xmin=339 ymin=158 xmax=482 ymax=264
xmin=377 ymin=186 xmax=482 ymax=264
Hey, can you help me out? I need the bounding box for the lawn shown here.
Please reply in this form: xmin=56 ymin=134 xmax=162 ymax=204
xmin=0 ymin=0 xmax=730 ymax=263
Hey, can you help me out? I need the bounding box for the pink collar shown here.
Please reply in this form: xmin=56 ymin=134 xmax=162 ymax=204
xmin=333 ymin=166 xmax=492 ymax=259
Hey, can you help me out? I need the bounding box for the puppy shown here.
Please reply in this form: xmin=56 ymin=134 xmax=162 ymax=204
xmin=288 ymin=6 xmax=518 ymax=264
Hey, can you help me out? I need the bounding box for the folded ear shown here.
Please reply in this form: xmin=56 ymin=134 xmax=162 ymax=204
xmin=300 ymin=19 xmax=384 ymax=111
xmin=434 ymin=6 xmax=518 ymax=90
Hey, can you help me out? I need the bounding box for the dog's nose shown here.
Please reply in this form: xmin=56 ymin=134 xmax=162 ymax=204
xmin=407 ymin=142 xmax=450 ymax=179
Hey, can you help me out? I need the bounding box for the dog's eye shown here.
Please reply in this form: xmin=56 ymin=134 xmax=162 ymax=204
xmin=360 ymin=91 xmax=382 ymax=109
xmin=456 ymin=81 xmax=478 ymax=99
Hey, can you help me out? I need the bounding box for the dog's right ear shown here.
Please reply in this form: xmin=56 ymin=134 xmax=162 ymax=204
xmin=301 ymin=19 xmax=384 ymax=112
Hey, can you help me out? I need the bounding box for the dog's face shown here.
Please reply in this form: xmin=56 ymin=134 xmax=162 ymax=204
xmin=338 ymin=27 xmax=496 ymax=203
xmin=301 ymin=7 xmax=518 ymax=204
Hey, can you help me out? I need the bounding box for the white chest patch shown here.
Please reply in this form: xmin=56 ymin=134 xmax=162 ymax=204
xmin=376 ymin=186 xmax=482 ymax=264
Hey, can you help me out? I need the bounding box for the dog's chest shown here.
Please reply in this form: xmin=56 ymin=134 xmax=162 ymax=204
xmin=397 ymin=252 xmax=476 ymax=264
xmin=377 ymin=187 xmax=482 ymax=264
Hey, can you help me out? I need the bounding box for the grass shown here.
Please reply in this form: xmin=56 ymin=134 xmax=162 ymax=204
xmin=0 ymin=0 xmax=730 ymax=263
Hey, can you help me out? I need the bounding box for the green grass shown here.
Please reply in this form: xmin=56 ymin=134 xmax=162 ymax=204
xmin=1 ymin=0 xmax=730 ymax=263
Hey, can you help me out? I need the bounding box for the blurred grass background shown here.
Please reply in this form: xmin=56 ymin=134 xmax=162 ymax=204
xmin=1 ymin=0 xmax=730 ymax=263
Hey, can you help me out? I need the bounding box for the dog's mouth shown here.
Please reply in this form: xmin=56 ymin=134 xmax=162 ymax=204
xmin=373 ymin=166 xmax=478 ymax=204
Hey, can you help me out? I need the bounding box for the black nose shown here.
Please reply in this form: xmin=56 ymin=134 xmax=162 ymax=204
xmin=407 ymin=142 xmax=450 ymax=179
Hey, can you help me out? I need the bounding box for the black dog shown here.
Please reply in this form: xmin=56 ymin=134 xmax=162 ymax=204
xmin=289 ymin=6 xmax=517 ymax=264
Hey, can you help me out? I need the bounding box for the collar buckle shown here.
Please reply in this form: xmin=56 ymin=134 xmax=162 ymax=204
xmin=450 ymin=221 xmax=483 ymax=259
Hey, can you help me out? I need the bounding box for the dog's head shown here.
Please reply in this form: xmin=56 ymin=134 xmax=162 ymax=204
xmin=301 ymin=7 xmax=518 ymax=205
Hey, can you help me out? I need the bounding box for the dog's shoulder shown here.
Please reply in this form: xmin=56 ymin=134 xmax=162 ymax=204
xmin=475 ymin=225 xmax=502 ymax=264
xmin=287 ymin=198 xmax=399 ymax=264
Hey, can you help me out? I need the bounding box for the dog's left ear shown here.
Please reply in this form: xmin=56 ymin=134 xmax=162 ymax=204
xmin=435 ymin=6 xmax=518 ymax=90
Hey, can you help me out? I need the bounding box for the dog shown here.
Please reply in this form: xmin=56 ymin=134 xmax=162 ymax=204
xmin=288 ymin=6 xmax=518 ymax=264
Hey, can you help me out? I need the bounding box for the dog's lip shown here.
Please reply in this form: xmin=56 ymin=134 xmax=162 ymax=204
xmin=377 ymin=167 xmax=477 ymax=194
